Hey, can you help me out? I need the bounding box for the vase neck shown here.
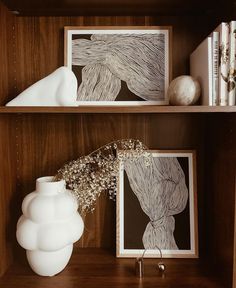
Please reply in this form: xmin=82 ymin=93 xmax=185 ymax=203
xmin=36 ymin=176 xmax=66 ymax=195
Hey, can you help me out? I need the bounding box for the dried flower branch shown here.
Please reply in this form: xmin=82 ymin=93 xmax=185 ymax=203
xmin=55 ymin=139 xmax=150 ymax=214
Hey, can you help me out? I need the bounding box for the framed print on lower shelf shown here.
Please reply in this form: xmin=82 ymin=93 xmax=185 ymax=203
xmin=116 ymin=150 xmax=198 ymax=258
xmin=64 ymin=26 xmax=171 ymax=106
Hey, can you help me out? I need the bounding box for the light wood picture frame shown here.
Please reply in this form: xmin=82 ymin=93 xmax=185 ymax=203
xmin=64 ymin=26 xmax=172 ymax=106
xmin=116 ymin=150 xmax=198 ymax=258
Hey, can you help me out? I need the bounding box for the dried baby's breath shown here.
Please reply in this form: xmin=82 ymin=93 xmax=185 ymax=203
xmin=55 ymin=139 xmax=150 ymax=214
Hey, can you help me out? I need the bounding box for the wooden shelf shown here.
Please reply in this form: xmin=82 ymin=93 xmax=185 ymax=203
xmin=1 ymin=0 xmax=234 ymax=16
xmin=0 ymin=106 xmax=236 ymax=114
xmin=0 ymin=1 xmax=236 ymax=287
xmin=0 ymin=248 xmax=224 ymax=288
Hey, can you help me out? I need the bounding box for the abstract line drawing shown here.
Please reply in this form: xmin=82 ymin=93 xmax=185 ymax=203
xmin=65 ymin=27 xmax=170 ymax=104
xmin=124 ymin=156 xmax=188 ymax=250
xmin=116 ymin=151 xmax=198 ymax=258
xmin=72 ymin=33 xmax=165 ymax=101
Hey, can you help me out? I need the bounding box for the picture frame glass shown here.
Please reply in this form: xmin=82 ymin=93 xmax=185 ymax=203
xmin=64 ymin=27 xmax=171 ymax=106
xmin=117 ymin=150 xmax=198 ymax=258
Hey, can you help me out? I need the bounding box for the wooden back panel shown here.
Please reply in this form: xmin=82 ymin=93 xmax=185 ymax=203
xmin=13 ymin=113 xmax=204 ymax=251
xmin=0 ymin=3 xmax=16 ymax=276
xmin=0 ymin=2 xmax=235 ymax=286
xmin=205 ymin=114 xmax=236 ymax=287
xmin=0 ymin=115 xmax=17 ymax=276
xmin=1 ymin=11 xmax=218 ymax=105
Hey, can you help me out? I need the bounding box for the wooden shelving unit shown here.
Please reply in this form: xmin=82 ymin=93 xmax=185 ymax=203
xmin=0 ymin=0 xmax=236 ymax=287
xmin=0 ymin=248 xmax=225 ymax=288
xmin=1 ymin=105 xmax=236 ymax=113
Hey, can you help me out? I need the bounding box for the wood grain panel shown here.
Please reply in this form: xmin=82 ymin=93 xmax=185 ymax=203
xmin=12 ymin=113 xmax=203 ymax=250
xmin=146 ymin=15 xmax=221 ymax=78
xmin=205 ymin=113 xmax=236 ymax=287
xmin=0 ymin=248 xmax=225 ymax=288
xmin=0 ymin=115 xmax=17 ymax=276
xmin=0 ymin=3 xmax=15 ymax=276
xmin=0 ymin=2 xmax=9 ymax=102
xmin=0 ymin=3 xmax=235 ymax=286
xmin=3 ymin=14 xmax=221 ymax=105
xmin=2 ymin=106 xmax=236 ymax=114
xmin=15 ymin=113 xmax=123 ymax=249
xmin=147 ymin=113 xmax=206 ymax=257
xmin=15 ymin=16 xmax=56 ymax=83
xmin=0 ymin=2 xmax=17 ymax=276
xmin=0 ymin=1 xmax=15 ymax=105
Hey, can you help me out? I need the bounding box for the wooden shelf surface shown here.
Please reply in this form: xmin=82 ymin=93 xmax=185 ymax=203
xmin=0 ymin=105 xmax=236 ymax=114
xmin=0 ymin=248 xmax=224 ymax=288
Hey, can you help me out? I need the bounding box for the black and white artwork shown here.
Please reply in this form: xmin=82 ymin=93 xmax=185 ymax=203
xmin=65 ymin=27 xmax=170 ymax=105
xmin=116 ymin=151 xmax=198 ymax=258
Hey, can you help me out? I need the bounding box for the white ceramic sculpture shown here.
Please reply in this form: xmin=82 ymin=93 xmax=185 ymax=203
xmin=167 ymin=75 xmax=201 ymax=105
xmin=6 ymin=67 xmax=79 ymax=106
xmin=16 ymin=176 xmax=84 ymax=276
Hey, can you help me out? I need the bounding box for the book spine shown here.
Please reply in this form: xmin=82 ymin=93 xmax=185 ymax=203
xmin=228 ymin=21 xmax=236 ymax=106
xmin=208 ymin=38 xmax=213 ymax=106
xmin=212 ymin=32 xmax=219 ymax=105
xmin=218 ymin=23 xmax=230 ymax=106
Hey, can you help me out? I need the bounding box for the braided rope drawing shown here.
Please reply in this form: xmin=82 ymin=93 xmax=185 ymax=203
xmin=124 ymin=156 xmax=188 ymax=250
xmin=72 ymin=33 xmax=165 ymax=101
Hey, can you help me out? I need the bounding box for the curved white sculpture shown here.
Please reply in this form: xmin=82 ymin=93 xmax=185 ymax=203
xmin=168 ymin=75 xmax=200 ymax=106
xmin=6 ymin=67 xmax=79 ymax=106
xmin=16 ymin=176 xmax=84 ymax=276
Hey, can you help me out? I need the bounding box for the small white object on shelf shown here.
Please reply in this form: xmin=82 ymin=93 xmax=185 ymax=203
xmin=16 ymin=176 xmax=84 ymax=276
xmin=6 ymin=67 xmax=79 ymax=106
xmin=167 ymin=75 xmax=200 ymax=106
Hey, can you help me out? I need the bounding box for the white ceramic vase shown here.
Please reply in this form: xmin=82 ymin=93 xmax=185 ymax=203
xmin=16 ymin=176 xmax=84 ymax=276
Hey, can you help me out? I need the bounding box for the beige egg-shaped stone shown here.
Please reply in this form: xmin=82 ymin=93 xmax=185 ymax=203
xmin=168 ymin=75 xmax=201 ymax=106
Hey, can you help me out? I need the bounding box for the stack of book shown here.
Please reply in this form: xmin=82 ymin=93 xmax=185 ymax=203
xmin=190 ymin=21 xmax=236 ymax=106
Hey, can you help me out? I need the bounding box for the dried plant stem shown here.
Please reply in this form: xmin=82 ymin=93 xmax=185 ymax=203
xmin=55 ymin=139 xmax=150 ymax=214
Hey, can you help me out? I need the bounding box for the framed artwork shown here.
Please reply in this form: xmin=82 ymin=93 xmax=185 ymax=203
xmin=116 ymin=150 xmax=198 ymax=258
xmin=64 ymin=26 xmax=172 ymax=106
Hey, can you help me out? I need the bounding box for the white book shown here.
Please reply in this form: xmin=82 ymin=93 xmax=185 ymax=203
xmin=214 ymin=22 xmax=230 ymax=106
xmin=228 ymin=21 xmax=236 ymax=106
xmin=190 ymin=37 xmax=213 ymax=105
xmin=211 ymin=31 xmax=219 ymax=105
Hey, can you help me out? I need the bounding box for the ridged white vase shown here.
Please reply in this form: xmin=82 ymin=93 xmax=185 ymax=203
xmin=16 ymin=176 xmax=84 ymax=276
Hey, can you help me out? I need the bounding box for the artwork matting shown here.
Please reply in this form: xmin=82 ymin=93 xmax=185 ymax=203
xmin=116 ymin=150 xmax=198 ymax=258
xmin=64 ymin=26 xmax=172 ymax=106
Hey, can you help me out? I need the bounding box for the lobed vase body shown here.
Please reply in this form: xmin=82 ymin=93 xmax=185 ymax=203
xmin=26 ymin=245 xmax=73 ymax=277
xmin=16 ymin=176 xmax=84 ymax=276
